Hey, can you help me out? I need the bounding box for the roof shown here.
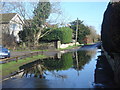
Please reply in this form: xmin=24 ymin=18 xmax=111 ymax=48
xmin=0 ymin=13 xmax=17 ymax=24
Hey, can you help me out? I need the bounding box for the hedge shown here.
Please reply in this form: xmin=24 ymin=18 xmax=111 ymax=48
xmin=41 ymin=27 xmax=73 ymax=44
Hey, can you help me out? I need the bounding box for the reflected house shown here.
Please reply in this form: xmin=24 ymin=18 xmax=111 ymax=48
xmin=83 ymin=36 xmax=93 ymax=44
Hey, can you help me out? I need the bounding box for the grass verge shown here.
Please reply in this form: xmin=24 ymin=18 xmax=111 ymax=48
xmin=9 ymin=49 xmax=48 ymax=52
xmin=0 ymin=54 xmax=47 ymax=78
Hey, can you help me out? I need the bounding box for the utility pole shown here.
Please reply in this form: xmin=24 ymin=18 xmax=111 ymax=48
xmin=75 ymin=18 xmax=78 ymax=46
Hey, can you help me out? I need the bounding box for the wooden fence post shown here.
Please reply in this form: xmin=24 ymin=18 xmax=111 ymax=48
xmin=24 ymin=54 xmax=27 ymax=59
xmin=16 ymin=57 xmax=18 ymax=62
xmin=37 ymin=52 xmax=39 ymax=55
xmin=30 ymin=53 xmax=33 ymax=58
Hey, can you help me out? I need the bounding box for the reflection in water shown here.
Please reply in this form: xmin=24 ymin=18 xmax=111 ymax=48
xmin=20 ymin=50 xmax=96 ymax=80
xmin=3 ymin=48 xmax=118 ymax=88
xmin=4 ymin=48 xmax=106 ymax=88
xmin=73 ymin=50 xmax=96 ymax=70
xmin=94 ymin=54 xmax=116 ymax=88
xmin=21 ymin=64 xmax=47 ymax=78
xmin=43 ymin=53 xmax=73 ymax=71
xmin=20 ymin=53 xmax=74 ymax=79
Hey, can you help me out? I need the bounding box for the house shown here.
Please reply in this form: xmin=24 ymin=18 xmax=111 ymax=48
xmin=83 ymin=36 xmax=93 ymax=44
xmin=0 ymin=13 xmax=24 ymax=42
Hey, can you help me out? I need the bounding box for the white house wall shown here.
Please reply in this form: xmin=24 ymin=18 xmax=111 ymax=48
xmin=0 ymin=13 xmax=1 ymax=45
xmin=9 ymin=14 xmax=24 ymax=42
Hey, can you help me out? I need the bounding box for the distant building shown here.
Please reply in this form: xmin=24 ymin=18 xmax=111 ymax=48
xmin=0 ymin=13 xmax=24 ymax=42
xmin=83 ymin=36 xmax=93 ymax=44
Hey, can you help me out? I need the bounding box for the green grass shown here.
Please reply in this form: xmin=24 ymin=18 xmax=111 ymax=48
xmin=0 ymin=54 xmax=47 ymax=78
xmin=10 ymin=49 xmax=48 ymax=52
xmin=85 ymin=43 xmax=94 ymax=45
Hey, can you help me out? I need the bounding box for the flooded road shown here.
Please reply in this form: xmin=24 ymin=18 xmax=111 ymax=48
xmin=2 ymin=45 xmax=116 ymax=88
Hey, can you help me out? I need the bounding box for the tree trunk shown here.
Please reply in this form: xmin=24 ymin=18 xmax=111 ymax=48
xmin=33 ymin=28 xmax=42 ymax=46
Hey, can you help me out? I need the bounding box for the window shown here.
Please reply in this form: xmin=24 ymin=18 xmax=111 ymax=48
xmin=19 ymin=24 xmax=22 ymax=29
xmin=13 ymin=24 xmax=16 ymax=29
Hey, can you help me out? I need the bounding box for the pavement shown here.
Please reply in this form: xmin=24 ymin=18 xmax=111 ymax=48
xmin=10 ymin=51 xmax=36 ymax=57
xmin=10 ymin=46 xmax=81 ymax=58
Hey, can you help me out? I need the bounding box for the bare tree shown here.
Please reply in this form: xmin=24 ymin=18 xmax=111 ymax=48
xmin=1 ymin=1 xmax=72 ymax=47
xmin=88 ymin=26 xmax=98 ymax=43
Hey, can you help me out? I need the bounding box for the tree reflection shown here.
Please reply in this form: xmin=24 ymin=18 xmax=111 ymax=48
xmin=73 ymin=50 xmax=96 ymax=70
xmin=19 ymin=50 xmax=96 ymax=79
xmin=19 ymin=52 xmax=73 ymax=79
xmin=21 ymin=63 xmax=47 ymax=78
xmin=43 ymin=53 xmax=73 ymax=71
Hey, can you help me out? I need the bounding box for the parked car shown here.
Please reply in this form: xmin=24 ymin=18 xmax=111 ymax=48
xmin=0 ymin=45 xmax=10 ymax=58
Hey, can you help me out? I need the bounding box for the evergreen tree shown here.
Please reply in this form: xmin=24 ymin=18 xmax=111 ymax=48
xmin=32 ymin=1 xmax=51 ymax=45
xmin=70 ymin=19 xmax=90 ymax=44
xmin=19 ymin=1 xmax=51 ymax=46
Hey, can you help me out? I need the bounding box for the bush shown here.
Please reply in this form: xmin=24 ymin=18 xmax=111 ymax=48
xmin=40 ymin=28 xmax=60 ymax=42
xmin=41 ymin=27 xmax=73 ymax=44
xmin=58 ymin=27 xmax=72 ymax=44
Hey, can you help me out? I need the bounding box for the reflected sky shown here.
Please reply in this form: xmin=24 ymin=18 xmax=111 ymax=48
xmin=3 ymin=48 xmax=107 ymax=88
xmin=3 ymin=48 xmax=117 ymax=88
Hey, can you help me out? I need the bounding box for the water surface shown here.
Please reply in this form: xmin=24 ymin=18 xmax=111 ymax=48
xmin=2 ymin=48 xmax=115 ymax=88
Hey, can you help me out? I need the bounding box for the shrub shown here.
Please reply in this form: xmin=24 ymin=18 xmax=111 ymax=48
xmin=40 ymin=28 xmax=60 ymax=42
xmin=40 ymin=27 xmax=73 ymax=44
xmin=58 ymin=27 xmax=72 ymax=44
